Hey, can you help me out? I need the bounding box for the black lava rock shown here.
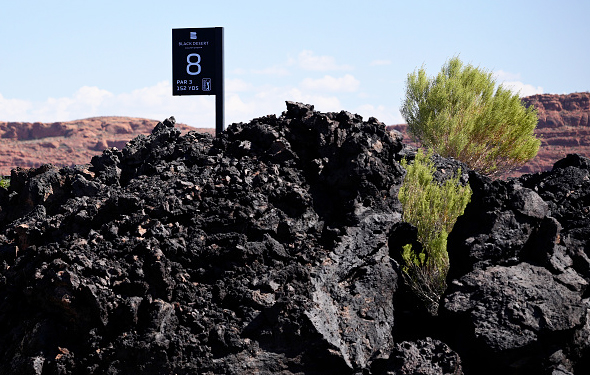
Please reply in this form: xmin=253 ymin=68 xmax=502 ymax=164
xmin=0 ymin=102 xmax=589 ymax=375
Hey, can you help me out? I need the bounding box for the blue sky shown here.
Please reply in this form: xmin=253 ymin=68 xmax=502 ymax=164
xmin=1 ymin=0 xmax=588 ymax=128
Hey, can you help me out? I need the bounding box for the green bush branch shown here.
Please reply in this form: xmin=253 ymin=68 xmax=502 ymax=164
xmin=398 ymin=149 xmax=472 ymax=314
xmin=0 ymin=176 xmax=9 ymax=189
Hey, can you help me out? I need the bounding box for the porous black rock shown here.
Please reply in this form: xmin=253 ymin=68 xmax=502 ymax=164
xmin=442 ymin=154 xmax=590 ymax=374
xmin=0 ymin=103 xmax=407 ymax=375
xmin=1 ymin=102 xmax=590 ymax=375
xmin=370 ymin=337 xmax=463 ymax=375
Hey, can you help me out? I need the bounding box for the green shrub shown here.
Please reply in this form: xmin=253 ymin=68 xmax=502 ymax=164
xmin=398 ymin=149 xmax=472 ymax=314
xmin=400 ymin=56 xmax=540 ymax=177
xmin=0 ymin=176 xmax=9 ymax=189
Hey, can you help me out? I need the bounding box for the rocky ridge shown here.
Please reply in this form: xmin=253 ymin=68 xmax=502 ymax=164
xmin=0 ymin=102 xmax=589 ymax=374
xmin=519 ymin=92 xmax=590 ymax=175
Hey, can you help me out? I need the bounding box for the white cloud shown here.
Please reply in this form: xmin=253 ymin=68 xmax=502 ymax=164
xmin=501 ymin=81 xmax=544 ymax=97
xmin=227 ymin=79 xmax=360 ymax=121
xmin=250 ymin=66 xmax=291 ymax=76
xmin=35 ymin=96 xmax=76 ymax=120
xmin=370 ymin=59 xmax=392 ymax=66
xmin=226 ymin=78 xmax=252 ymax=92
xmin=494 ymin=70 xmax=543 ymax=97
xmin=117 ymin=81 xmax=170 ymax=108
xmin=354 ymin=104 xmax=404 ymax=125
xmin=286 ymin=88 xmax=342 ymax=113
xmin=0 ymin=93 xmax=33 ymax=119
xmin=25 ymin=86 xmax=112 ymax=121
xmin=75 ymin=86 xmax=114 ymax=108
xmin=300 ymin=74 xmax=360 ymax=93
xmin=297 ymin=50 xmax=353 ymax=71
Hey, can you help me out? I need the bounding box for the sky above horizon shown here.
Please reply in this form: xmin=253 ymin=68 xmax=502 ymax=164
xmin=1 ymin=0 xmax=588 ymax=128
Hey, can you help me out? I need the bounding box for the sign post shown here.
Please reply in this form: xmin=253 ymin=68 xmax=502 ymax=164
xmin=172 ymin=27 xmax=224 ymax=135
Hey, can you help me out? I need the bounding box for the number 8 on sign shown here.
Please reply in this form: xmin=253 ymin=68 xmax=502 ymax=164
xmin=187 ymin=53 xmax=201 ymax=75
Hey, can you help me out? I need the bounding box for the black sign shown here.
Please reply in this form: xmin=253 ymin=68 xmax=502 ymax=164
xmin=172 ymin=27 xmax=224 ymax=134
xmin=172 ymin=27 xmax=223 ymax=96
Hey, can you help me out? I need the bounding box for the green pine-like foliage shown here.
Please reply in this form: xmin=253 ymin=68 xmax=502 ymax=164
xmin=401 ymin=56 xmax=540 ymax=177
xmin=398 ymin=149 xmax=472 ymax=314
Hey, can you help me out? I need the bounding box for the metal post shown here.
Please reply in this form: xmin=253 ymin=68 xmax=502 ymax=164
xmin=215 ymin=27 xmax=224 ymax=136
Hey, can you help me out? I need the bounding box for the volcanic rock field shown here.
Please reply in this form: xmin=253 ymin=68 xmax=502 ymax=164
xmin=1 ymin=102 xmax=590 ymax=374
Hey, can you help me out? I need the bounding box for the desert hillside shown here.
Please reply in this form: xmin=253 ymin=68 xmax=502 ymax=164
xmin=0 ymin=116 xmax=213 ymax=175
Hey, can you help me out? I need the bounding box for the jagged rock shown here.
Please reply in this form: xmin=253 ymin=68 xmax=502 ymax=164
xmin=0 ymin=103 xmax=406 ymax=374
xmin=1 ymin=102 xmax=590 ymax=374
xmin=446 ymin=174 xmax=551 ymax=278
xmin=442 ymin=263 xmax=586 ymax=373
xmin=443 ymin=153 xmax=590 ymax=374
